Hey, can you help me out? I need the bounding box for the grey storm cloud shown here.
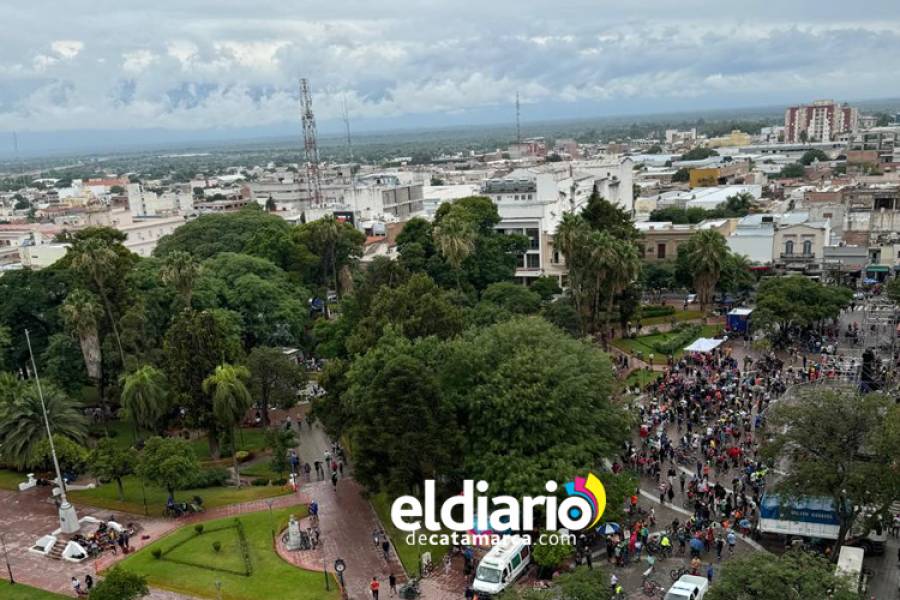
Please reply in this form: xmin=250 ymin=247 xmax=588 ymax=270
xmin=2 ymin=0 xmax=900 ymax=131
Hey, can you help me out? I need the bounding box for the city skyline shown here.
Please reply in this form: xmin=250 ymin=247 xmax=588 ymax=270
xmin=3 ymin=0 xmax=900 ymax=154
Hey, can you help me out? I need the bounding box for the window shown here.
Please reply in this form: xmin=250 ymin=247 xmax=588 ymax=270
xmin=802 ymin=240 xmax=812 ymax=255
xmin=657 ymin=243 xmax=666 ymax=259
xmin=516 ymin=254 xmax=525 ymax=269
xmin=553 ymin=250 xmax=560 ymax=264
xmin=784 ymin=240 xmax=794 ymax=255
xmin=526 ymin=254 xmax=540 ymax=269
xmin=526 ymin=228 xmax=539 ymax=250
xmin=511 ymin=555 xmax=521 ymax=569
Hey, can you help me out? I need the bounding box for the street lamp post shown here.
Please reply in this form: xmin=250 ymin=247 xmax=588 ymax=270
xmin=1 ymin=533 xmax=14 ymax=584
xmin=25 ymin=329 xmax=79 ymax=534
xmin=266 ymin=499 xmax=275 ymax=540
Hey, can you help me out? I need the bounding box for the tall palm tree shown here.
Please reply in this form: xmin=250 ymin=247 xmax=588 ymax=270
xmin=70 ymin=238 xmax=126 ymax=365
xmin=554 ymin=213 xmax=592 ymax=334
xmin=0 ymin=383 xmax=87 ymax=469
xmin=203 ymin=364 xmax=252 ymax=488
xmin=0 ymin=372 xmax=25 ymax=407
xmin=61 ymin=289 xmax=103 ymax=382
xmin=596 ymin=236 xmax=640 ymax=345
xmin=433 ymin=214 xmax=475 ymax=289
xmin=160 ymin=250 xmax=200 ymax=308
xmin=687 ymin=229 xmax=729 ymax=313
xmin=120 ymin=365 xmax=169 ymax=438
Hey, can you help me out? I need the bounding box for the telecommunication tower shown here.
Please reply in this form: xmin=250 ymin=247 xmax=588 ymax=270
xmin=341 ymin=95 xmax=353 ymax=161
xmin=300 ymin=78 xmax=323 ymax=207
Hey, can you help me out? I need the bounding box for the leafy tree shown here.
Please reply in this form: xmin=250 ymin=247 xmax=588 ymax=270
xmin=443 ymin=318 xmax=628 ymax=497
xmin=884 ymin=276 xmax=900 ymax=306
xmin=294 ymin=214 xmax=365 ymax=297
xmin=530 ymin=276 xmax=561 ymax=301
xmin=33 ymin=434 xmax=88 ymax=478
xmin=555 ymin=566 xmax=613 ymax=600
xmin=753 ymin=277 xmax=852 ymax=335
xmin=541 ymin=298 xmax=582 ymax=337
xmin=203 ymin=363 xmax=253 ymax=487
xmin=137 ymin=436 xmax=200 ymax=498
xmin=763 ymin=390 xmax=899 ymax=556
xmin=778 ymin=163 xmax=805 ymax=178
xmin=163 ymin=309 xmax=243 ymax=458
xmin=0 ymin=382 xmax=87 ymax=469
xmin=532 ymin=534 xmax=572 ymax=569
xmin=706 ymin=550 xmax=858 ymax=600
xmin=159 ymin=250 xmax=200 ymax=308
xmin=640 ymin=262 xmax=676 ymax=297
xmin=89 ymin=438 xmax=137 ymax=501
xmin=716 ymin=252 xmax=754 ymax=296
xmin=193 ymin=253 xmax=309 ymax=349
xmin=481 ymin=282 xmax=541 ymax=314
xmin=799 ymin=149 xmax=829 ymax=165
xmin=671 ymin=167 xmax=690 ymax=182
xmin=41 ymin=333 xmax=89 ymax=394
xmin=683 ymin=229 xmax=728 ymax=311
xmin=120 ymin=365 xmax=170 ymax=436
xmin=580 ymin=191 xmax=640 ymax=242
xmin=646 ymin=144 xmax=662 ymax=154
xmin=433 ymin=212 xmax=476 ymax=289
xmin=89 ymin=567 xmax=149 ymax=600
xmin=681 ymin=147 xmax=719 ymax=161
xmin=247 ymin=346 xmax=306 ymax=427
xmin=346 ymin=273 xmax=464 ymax=355
xmin=266 ymin=428 xmax=296 ymax=479
xmin=67 ymin=230 xmax=136 ymax=366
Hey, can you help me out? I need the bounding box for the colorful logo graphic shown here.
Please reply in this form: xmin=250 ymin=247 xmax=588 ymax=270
xmin=563 ymin=472 xmax=606 ymax=530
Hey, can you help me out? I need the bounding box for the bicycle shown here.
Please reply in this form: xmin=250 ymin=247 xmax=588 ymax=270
xmin=670 ymin=567 xmax=688 ymax=581
xmin=642 ymin=577 xmax=666 ymax=597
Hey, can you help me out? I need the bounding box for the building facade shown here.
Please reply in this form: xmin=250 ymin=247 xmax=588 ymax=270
xmin=784 ymin=100 xmax=858 ymax=143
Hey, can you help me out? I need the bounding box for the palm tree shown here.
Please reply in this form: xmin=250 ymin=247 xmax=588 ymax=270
xmin=120 ymin=365 xmax=169 ymax=438
xmin=687 ymin=229 xmax=729 ymax=313
xmin=203 ymin=364 xmax=252 ymax=488
xmin=554 ymin=213 xmax=592 ymax=334
xmin=0 ymin=382 xmax=87 ymax=469
xmin=61 ymin=289 xmax=103 ymax=382
xmin=0 ymin=372 xmax=25 ymax=406
xmin=69 ymin=238 xmax=126 ymax=365
xmin=160 ymin=250 xmax=200 ymax=308
xmin=596 ymin=236 xmax=640 ymax=346
xmin=434 ymin=213 xmax=475 ymax=289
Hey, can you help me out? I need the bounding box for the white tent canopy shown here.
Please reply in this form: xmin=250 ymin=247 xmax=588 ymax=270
xmin=683 ymin=338 xmax=725 ymax=353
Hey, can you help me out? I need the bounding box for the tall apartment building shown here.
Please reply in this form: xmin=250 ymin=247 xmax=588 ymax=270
xmin=784 ymin=100 xmax=858 ymax=143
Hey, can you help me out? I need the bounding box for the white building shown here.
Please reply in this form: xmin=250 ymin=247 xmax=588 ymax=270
xmin=127 ymin=184 xmax=193 ymax=217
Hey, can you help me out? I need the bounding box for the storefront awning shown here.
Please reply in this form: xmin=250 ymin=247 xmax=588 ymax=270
xmin=866 ymin=265 xmax=890 ymax=273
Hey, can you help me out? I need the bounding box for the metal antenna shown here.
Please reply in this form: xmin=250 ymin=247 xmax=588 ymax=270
xmin=341 ymin=95 xmax=353 ymax=162
xmin=300 ymin=78 xmax=323 ymax=207
xmin=516 ymin=92 xmax=521 ymax=146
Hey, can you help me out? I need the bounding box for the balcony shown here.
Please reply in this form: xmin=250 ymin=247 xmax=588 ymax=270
xmin=779 ymin=252 xmax=817 ymax=262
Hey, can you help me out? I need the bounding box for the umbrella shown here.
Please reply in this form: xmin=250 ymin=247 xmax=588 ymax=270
xmin=597 ymin=523 xmax=621 ymax=535
xmin=738 ymin=519 xmax=751 ymax=530
xmin=689 ymin=538 xmax=705 ymax=552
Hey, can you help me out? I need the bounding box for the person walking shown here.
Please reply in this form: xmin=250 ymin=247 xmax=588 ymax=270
xmin=331 ymin=471 xmax=339 ymax=490
xmin=726 ymin=530 xmax=736 ymax=556
xmin=84 ymin=575 xmax=94 ymax=592
xmin=370 ymin=576 xmax=380 ymax=599
xmin=382 ymin=538 xmax=391 ymax=561
xmin=715 ymin=536 xmax=724 ymax=561
xmin=388 ymin=573 xmax=397 ymax=597
xmin=706 ymin=563 xmax=714 ymax=583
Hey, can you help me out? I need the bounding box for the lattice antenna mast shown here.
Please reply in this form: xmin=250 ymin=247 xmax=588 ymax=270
xmin=341 ymin=95 xmax=353 ymax=161
xmin=516 ymin=92 xmax=521 ymax=146
xmin=300 ymin=78 xmax=323 ymax=207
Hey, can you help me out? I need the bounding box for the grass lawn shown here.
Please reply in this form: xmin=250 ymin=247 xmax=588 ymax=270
xmin=0 ymin=583 xmax=67 ymax=599
xmin=116 ymin=505 xmax=338 ymax=600
xmin=69 ymin=475 xmax=290 ymax=517
xmin=0 ymin=468 xmax=26 ymax=491
xmin=639 ymin=309 xmax=704 ymax=327
xmin=240 ymin=461 xmax=283 ymax=482
xmin=622 ymin=369 xmax=659 ymax=390
xmin=370 ymin=492 xmax=447 ymax=576
xmin=613 ymin=324 xmax=721 ymax=365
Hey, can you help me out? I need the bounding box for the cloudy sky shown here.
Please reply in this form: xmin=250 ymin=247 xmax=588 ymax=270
xmin=3 ymin=1 xmax=900 ymax=151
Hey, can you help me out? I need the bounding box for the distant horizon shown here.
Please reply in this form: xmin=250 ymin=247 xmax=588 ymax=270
xmin=3 ymin=95 xmax=899 ymax=162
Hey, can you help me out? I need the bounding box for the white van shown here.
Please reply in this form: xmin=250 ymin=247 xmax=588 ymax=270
xmin=664 ymin=575 xmax=709 ymax=600
xmin=472 ymin=536 xmax=531 ymax=596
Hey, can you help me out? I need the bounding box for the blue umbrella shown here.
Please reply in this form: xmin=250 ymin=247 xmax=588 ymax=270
xmin=689 ymin=538 xmax=705 ymax=552
xmin=738 ymin=519 xmax=751 ymax=530
xmin=597 ymin=523 xmax=621 ymax=535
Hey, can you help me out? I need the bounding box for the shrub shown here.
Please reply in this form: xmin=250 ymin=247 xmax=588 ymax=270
xmin=651 ymin=324 xmax=702 ymax=355
xmin=178 ymin=467 xmax=229 ymax=489
xmin=235 ymin=450 xmax=251 ymax=463
xmin=640 ymin=304 xmax=675 ymax=319
xmin=251 ymin=478 xmax=269 ymax=486
xmin=272 ymin=478 xmax=288 ymax=486
xmin=194 ymin=524 xmax=204 ymax=535
xmin=151 ymin=548 xmax=162 ymax=559
xmin=212 ymin=541 xmax=222 ymax=553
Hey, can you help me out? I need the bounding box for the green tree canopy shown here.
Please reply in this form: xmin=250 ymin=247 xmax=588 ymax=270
xmin=247 ymin=346 xmax=306 ymax=427
xmin=294 ymin=214 xmax=365 ymax=296
xmin=799 ymin=149 xmax=829 ymax=165
xmin=680 ymin=147 xmax=719 ymax=161
xmin=120 ymin=365 xmax=170 ymax=435
xmin=706 ymin=550 xmax=859 ymax=600
xmin=137 ymin=436 xmax=200 ymax=497
xmin=753 ymin=277 xmax=852 ymax=333
xmin=778 ymin=163 xmax=805 ymax=178
xmin=88 ymin=566 xmax=149 ymax=600
xmin=671 ymin=167 xmax=690 ymax=182
xmin=481 ymin=282 xmax=542 ymax=314
xmin=89 ymin=438 xmax=137 ymax=501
